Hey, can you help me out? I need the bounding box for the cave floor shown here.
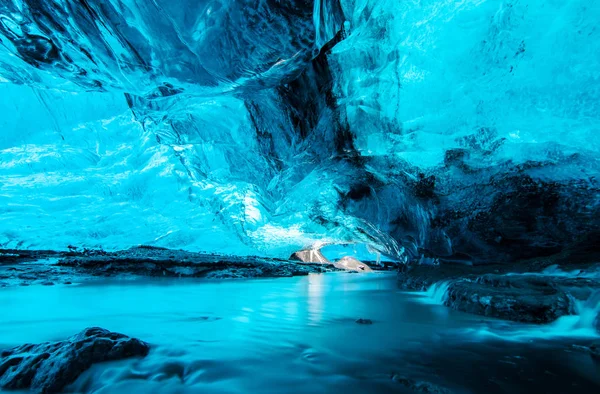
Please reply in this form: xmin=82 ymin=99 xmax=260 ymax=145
xmin=0 ymin=265 xmax=599 ymax=393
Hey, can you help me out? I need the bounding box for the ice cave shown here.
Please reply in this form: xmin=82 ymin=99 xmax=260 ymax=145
xmin=0 ymin=1 xmax=599 ymax=393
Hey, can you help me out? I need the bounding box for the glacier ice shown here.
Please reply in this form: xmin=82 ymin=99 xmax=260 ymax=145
xmin=0 ymin=0 xmax=598 ymax=262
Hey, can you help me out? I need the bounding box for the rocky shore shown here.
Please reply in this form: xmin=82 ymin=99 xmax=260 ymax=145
xmin=1 ymin=247 xmax=599 ymax=393
xmin=0 ymin=246 xmax=350 ymax=287
xmin=397 ymin=258 xmax=600 ymax=325
xmin=2 ymin=245 xmax=598 ymax=329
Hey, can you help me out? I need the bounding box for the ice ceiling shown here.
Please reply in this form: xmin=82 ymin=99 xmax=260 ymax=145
xmin=0 ymin=0 xmax=599 ymax=262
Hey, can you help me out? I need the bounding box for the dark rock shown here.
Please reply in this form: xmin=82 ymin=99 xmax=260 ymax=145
xmin=414 ymin=173 xmax=437 ymax=199
xmin=355 ymin=318 xmax=373 ymax=325
xmin=437 ymin=252 xmax=473 ymax=266
xmin=397 ymin=264 xmax=471 ymax=291
xmin=0 ymin=246 xmax=343 ymax=287
xmin=0 ymin=327 xmax=149 ymax=393
xmin=58 ymin=247 xmax=339 ymax=279
xmin=445 ymin=278 xmax=572 ymax=324
xmin=180 ymin=316 xmax=221 ymax=323
xmin=391 ymin=374 xmax=451 ymax=393
xmin=0 ymin=249 xmax=62 ymax=264
xmin=436 ymin=174 xmax=600 ymax=264
xmin=572 ymin=343 xmax=600 ymax=361
xmin=398 ymin=263 xmax=599 ymax=324
xmin=17 ymin=273 xmax=37 ymax=280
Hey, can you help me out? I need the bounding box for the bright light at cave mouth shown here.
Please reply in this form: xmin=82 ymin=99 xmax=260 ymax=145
xmin=0 ymin=1 xmax=599 ymax=393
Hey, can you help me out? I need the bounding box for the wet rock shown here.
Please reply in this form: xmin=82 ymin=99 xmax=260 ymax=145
xmin=391 ymin=374 xmax=451 ymax=393
xmin=397 ymin=264 xmax=471 ymax=291
xmin=59 ymin=246 xmax=339 ymax=279
xmin=0 ymin=246 xmax=343 ymax=287
xmin=0 ymin=327 xmax=149 ymax=393
xmin=398 ymin=263 xmax=599 ymax=324
xmin=572 ymin=343 xmax=600 ymax=361
xmin=16 ymin=273 xmax=38 ymax=281
xmin=445 ymin=278 xmax=572 ymax=324
xmin=355 ymin=318 xmax=373 ymax=325
xmin=0 ymin=249 xmax=62 ymax=264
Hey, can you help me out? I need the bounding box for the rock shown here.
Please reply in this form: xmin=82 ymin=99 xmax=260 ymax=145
xmin=391 ymin=374 xmax=451 ymax=393
xmin=572 ymin=343 xmax=600 ymax=362
xmin=0 ymin=327 xmax=149 ymax=393
xmin=204 ymin=262 xmax=334 ymax=279
xmin=398 ymin=263 xmax=599 ymax=324
xmin=445 ymin=278 xmax=572 ymax=324
xmin=355 ymin=318 xmax=373 ymax=325
xmin=289 ymin=249 xmax=330 ymax=264
xmin=334 ymin=256 xmax=373 ymax=272
xmin=431 ymin=172 xmax=600 ymax=264
xmin=590 ymin=344 xmax=600 ymax=360
xmin=0 ymin=247 xmax=343 ymax=287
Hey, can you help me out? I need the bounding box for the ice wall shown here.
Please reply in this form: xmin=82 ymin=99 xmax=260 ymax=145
xmin=0 ymin=84 xmax=257 ymax=253
xmin=0 ymin=0 xmax=598 ymax=261
xmin=0 ymin=0 xmax=353 ymax=256
xmin=328 ymin=0 xmax=599 ymax=262
xmin=334 ymin=0 xmax=600 ymax=167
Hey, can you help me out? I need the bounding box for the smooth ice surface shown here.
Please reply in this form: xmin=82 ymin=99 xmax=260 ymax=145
xmin=334 ymin=0 xmax=600 ymax=167
xmin=1 ymin=1 xmax=599 ymax=259
xmin=0 ymin=84 xmax=261 ymax=254
xmin=1 ymin=273 xmax=599 ymax=393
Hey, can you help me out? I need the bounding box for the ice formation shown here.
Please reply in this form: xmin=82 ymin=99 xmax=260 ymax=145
xmin=0 ymin=0 xmax=598 ymax=261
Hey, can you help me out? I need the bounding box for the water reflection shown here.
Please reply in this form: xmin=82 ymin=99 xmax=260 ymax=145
xmin=307 ymin=273 xmax=325 ymax=325
xmin=0 ymin=273 xmax=599 ymax=393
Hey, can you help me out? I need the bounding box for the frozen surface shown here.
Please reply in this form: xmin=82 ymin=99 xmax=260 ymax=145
xmin=0 ymin=1 xmax=598 ymax=260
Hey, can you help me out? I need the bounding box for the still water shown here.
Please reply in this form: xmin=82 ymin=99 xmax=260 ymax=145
xmin=1 ymin=272 xmax=599 ymax=393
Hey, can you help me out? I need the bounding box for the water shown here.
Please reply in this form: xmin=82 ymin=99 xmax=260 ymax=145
xmin=415 ymin=279 xmax=600 ymax=342
xmin=1 ymin=273 xmax=599 ymax=393
xmin=420 ymin=280 xmax=452 ymax=305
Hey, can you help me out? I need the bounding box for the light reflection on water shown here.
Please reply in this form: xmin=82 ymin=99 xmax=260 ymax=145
xmin=0 ymin=273 xmax=599 ymax=393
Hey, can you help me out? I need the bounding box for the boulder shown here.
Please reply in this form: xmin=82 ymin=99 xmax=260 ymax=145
xmin=0 ymin=327 xmax=149 ymax=393
xmin=445 ymin=278 xmax=572 ymax=324
xmin=289 ymin=249 xmax=330 ymax=264
xmin=398 ymin=264 xmax=600 ymax=324
xmin=334 ymin=256 xmax=373 ymax=272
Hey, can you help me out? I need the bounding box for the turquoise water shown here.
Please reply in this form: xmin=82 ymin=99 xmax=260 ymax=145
xmin=1 ymin=273 xmax=599 ymax=393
